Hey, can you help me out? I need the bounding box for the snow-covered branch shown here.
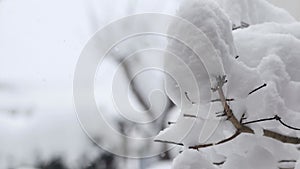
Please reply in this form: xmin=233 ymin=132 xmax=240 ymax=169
xmin=191 ymin=76 xmax=300 ymax=148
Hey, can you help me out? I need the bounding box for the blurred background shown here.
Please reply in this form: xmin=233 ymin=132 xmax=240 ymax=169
xmin=0 ymin=0 xmax=299 ymax=169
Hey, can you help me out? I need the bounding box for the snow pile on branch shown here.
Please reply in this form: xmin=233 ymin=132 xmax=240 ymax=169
xmin=156 ymin=0 xmax=300 ymax=168
xmin=157 ymin=0 xmax=262 ymax=146
xmin=163 ymin=0 xmax=236 ymax=107
xmin=215 ymin=0 xmax=296 ymax=25
xmin=172 ymin=150 xmax=217 ymax=169
xmin=158 ymin=0 xmax=241 ymax=146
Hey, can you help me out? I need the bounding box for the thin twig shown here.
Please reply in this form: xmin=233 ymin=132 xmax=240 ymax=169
xmin=154 ymin=139 xmax=184 ymax=146
xmin=184 ymin=91 xmax=196 ymax=104
xmin=213 ymin=161 xmax=225 ymax=166
xmin=183 ymin=114 xmax=198 ymax=118
xmin=216 ymin=110 xmax=226 ymax=117
xmin=232 ymin=25 xmax=242 ymax=31
xmin=211 ymin=98 xmax=234 ymax=102
xmin=189 ymin=131 xmax=241 ymax=149
xmin=232 ymin=21 xmax=250 ymax=30
xmin=239 ymin=113 xmax=247 ymax=123
xmin=248 ymin=83 xmax=267 ymax=95
xmin=243 ymin=115 xmax=300 ymax=131
xmin=278 ymin=160 xmax=297 ymax=163
xmin=242 ymin=116 xmax=277 ymax=125
xmin=278 ymin=118 xmax=300 ymax=131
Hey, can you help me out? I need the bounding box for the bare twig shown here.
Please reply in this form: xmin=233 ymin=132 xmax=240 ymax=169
xmin=183 ymin=114 xmax=198 ymax=118
xmin=184 ymin=91 xmax=196 ymax=104
xmin=279 ymin=160 xmax=297 ymax=163
xmin=216 ymin=111 xmax=226 ymax=117
xmin=248 ymin=83 xmax=267 ymax=95
xmin=243 ymin=115 xmax=300 ymax=131
xmin=277 ymin=118 xmax=300 ymax=131
xmin=211 ymin=98 xmax=234 ymax=102
xmin=189 ymin=131 xmax=241 ymax=149
xmin=168 ymin=121 xmax=176 ymax=125
xmin=213 ymin=161 xmax=225 ymax=166
xmin=240 ymin=113 xmax=247 ymax=123
xmin=232 ymin=21 xmax=250 ymax=30
xmin=241 ymin=21 xmax=250 ymax=28
xmin=154 ymin=139 xmax=184 ymax=146
xmin=214 ymin=76 xmax=248 ymax=131
xmin=242 ymin=116 xmax=278 ymax=125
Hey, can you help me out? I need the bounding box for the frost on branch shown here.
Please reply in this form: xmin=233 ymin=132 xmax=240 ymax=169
xmin=155 ymin=0 xmax=300 ymax=168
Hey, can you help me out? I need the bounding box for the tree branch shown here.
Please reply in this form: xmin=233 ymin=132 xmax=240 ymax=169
xmin=211 ymin=98 xmax=234 ymax=102
xmin=213 ymin=76 xmax=300 ymax=144
xmin=248 ymin=83 xmax=267 ymax=95
xmin=185 ymin=91 xmax=196 ymax=104
xmin=232 ymin=21 xmax=250 ymax=31
xmin=277 ymin=118 xmax=300 ymax=131
xmin=189 ymin=131 xmax=241 ymax=149
xmin=156 ymin=75 xmax=300 ymax=150
xmin=263 ymin=129 xmax=300 ymax=144
xmin=183 ymin=114 xmax=198 ymax=118
xmin=242 ymin=116 xmax=278 ymax=125
xmin=154 ymin=139 xmax=184 ymax=146
xmin=243 ymin=115 xmax=300 ymax=131
xmin=214 ymin=76 xmax=252 ymax=132
xmin=278 ymin=160 xmax=297 ymax=163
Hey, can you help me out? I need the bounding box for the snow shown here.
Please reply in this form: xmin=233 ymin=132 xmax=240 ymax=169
xmin=221 ymin=145 xmax=277 ymax=169
xmin=215 ymin=0 xmax=296 ymax=25
xmin=159 ymin=0 xmax=240 ymax=146
xmin=146 ymin=161 xmax=172 ymax=169
xmin=1 ymin=0 xmax=300 ymax=168
xmin=296 ymin=159 xmax=300 ymax=169
xmin=164 ymin=0 xmax=236 ymax=107
xmin=157 ymin=0 xmax=300 ymax=168
xmin=233 ymin=23 xmax=300 ymax=132
xmin=172 ymin=149 xmax=217 ymax=169
xmin=159 ymin=0 xmax=300 ymax=143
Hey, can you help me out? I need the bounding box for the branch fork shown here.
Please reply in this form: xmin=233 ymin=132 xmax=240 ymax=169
xmin=155 ymin=75 xmax=300 ymax=150
xmin=191 ymin=75 xmax=300 ymax=149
